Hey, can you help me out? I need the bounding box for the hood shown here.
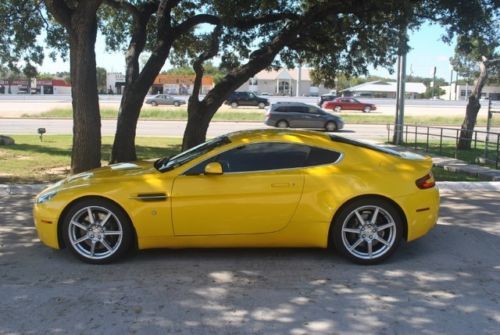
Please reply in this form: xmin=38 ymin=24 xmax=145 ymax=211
xmin=58 ymin=161 xmax=157 ymax=188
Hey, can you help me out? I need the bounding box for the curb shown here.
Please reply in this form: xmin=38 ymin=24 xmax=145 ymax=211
xmin=1 ymin=182 xmax=499 ymax=196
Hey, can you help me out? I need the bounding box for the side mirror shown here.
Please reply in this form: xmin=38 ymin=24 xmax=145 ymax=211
xmin=204 ymin=162 xmax=223 ymax=175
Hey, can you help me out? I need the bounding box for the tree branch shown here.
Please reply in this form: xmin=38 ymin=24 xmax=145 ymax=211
xmin=174 ymin=14 xmax=221 ymax=35
xmin=44 ymin=0 xmax=72 ymax=28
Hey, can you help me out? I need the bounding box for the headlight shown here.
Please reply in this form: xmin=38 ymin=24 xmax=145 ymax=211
xmin=36 ymin=190 xmax=58 ymax=204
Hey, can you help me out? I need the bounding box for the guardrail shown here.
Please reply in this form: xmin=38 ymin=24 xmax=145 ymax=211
xmin=387 ymin=124 xmax=500 ymax=169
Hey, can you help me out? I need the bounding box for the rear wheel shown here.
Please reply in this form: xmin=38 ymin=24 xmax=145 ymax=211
xmin=258 ymin=102 xmax=266 ymax=109
xmin=62 ymin=199 xmax=134 ymax=264
xmin=231 ymin=102 xmax=238 ymax=108
xmin=334 ymin=106 xmax=342 ymax=112
xmin=276 ymin=120 xmax=289 ymax=128
xmin=174 ymin=101 xmax=180 ymax=107
xmin=331 ymin=198 xmax=403 ymax=264
xmin=325 ymin=121 xmax=337 ymax=132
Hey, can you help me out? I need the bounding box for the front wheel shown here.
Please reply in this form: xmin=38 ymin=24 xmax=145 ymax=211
xmin=363 ymin=106 xmax=371 ymax=113
xmin=174 ymin=101 xmax=180 ymax=107
xmin=151 ymin=101 xmax=158 ymax=107
xmin=62 ymin=199 xmax=134 ymax=264
xmin=230 ymin=102 xmax=238 ymax=108
xmin=334 ymin=106 xmax=342 ymax=112
xmin=331 ymin=198 xmax=403 ymax=264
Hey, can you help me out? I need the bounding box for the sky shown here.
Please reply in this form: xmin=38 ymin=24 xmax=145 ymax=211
xmin=39 ymin=23 xmax=457 ymax=81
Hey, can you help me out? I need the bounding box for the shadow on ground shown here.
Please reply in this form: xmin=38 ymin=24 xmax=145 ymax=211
xmin=0 ymin=191 xmax=498 ymax=334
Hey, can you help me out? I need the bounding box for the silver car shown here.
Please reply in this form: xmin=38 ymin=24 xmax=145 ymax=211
xmin=145 ymin=94 xmax=186 ymax=107
xmin=265 ymin=102 xmax=344 ymax=132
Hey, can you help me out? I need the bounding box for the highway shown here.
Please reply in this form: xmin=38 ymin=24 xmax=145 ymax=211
xmin=0 ymin=118 xmax=394 ymax=142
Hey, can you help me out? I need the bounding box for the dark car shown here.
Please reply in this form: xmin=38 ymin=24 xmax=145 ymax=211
xmin=225 ymin=91 xmax=270 ymax=109
xmin=265 ymin=102 xmax=344 ymax=132
xmin=317 ymin=94 xmax=338 ymax=106
xmin=323 ymin=97 xmax=376 ymax=113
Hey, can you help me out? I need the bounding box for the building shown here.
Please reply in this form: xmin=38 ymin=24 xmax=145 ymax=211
xmin=340 ymin=80 xmax=426 ymax=98
xmin=106 ymin=72 xmax=126 ymax=94
xmin=151 ymin=74 xmax=214 ymax=95
xmin=440 ymin=83 xmax=500 ymax=101
xmin=237 ymin=68 xmax=331 ymax=96
xmin=0 ymin=78 xmax=71 ymax=95
xmin=106 ymin=73 xmax=215 ymax=95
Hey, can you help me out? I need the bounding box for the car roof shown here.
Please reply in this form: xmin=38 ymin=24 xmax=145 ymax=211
xmin=271 ymin=102 xmax=319 ymax=108
xmin=225 ymin=129 xmax=332 ymax=145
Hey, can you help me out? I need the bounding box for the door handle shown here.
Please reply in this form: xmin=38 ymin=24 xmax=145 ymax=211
xmin=271 ymin=182 xmax=291 ymax=188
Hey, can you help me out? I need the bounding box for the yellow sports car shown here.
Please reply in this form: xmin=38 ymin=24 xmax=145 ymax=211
xmin=33 ymin=129 xmax=439 ymax=264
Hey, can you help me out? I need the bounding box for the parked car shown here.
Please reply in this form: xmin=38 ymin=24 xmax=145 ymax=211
xmin=265 ymin=102 xmax=344 ymax=132
xmin=33 ymin=129 xmax=439 ymax=265
xmin=145 ymin=94 xmax=186 ymax=107
xmin=317 ymin=94 xmax=337 ymax=106
xmin=225 ymin=91 xmax=270 ymax=108
xmin=323 ymin=97 xmax=376 ymax=113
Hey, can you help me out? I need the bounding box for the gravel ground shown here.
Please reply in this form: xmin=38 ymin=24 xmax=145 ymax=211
xmin=0 ymin=189 xmax=499 ymax=335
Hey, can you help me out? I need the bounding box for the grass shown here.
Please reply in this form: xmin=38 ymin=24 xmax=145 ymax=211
xmin=0 ymin=135 xmax=181 ymax=183
xmin=22 ymin=107 xmax=266 ymax=122
xmin=431 ymin=166 xmax=489 ymax=182
xmin=398 ymin=140 xmax=499 ymax=170
xmin=1 ymin=135 xmax=490 ymax=183
xmin=20 ymin=107 xmax=500 ymax=126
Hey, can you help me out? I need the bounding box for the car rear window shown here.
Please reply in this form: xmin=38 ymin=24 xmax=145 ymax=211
xmin=329 ymin=135 xmax=402 ymax=157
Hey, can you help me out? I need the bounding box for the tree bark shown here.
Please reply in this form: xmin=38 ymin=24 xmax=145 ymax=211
xmin=68 ymin=4 xmax=102 ymax=173
xmin=457 ymin=57 xmax=495 ymax=150
xmin=45 ymin=0 xmax=103 ymax=173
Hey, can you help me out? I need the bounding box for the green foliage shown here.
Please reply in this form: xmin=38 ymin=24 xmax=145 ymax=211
xmin=450 ymin=35 xmax=499 ymax=82
xmin=96 ymin=66 xmax=107 ymax=91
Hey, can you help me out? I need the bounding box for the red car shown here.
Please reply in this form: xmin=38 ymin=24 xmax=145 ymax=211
xmin=323 ymin=97 xmax=376 ymax=113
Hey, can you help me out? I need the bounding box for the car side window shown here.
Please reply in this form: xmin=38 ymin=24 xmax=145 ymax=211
xmin=184 ymin=143 xmax=342 ymax=175
xmin=305 ymin=147 xmax=342 ymax=166
xmin=218 ymin=143 xmax=310 ymax=172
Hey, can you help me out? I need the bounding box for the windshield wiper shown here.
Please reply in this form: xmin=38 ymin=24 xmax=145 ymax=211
xmin=154 ymin=157 xmax=170 ymax=170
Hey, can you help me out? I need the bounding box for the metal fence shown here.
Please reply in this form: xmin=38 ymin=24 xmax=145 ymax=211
xmin=386 ymin=124 xmax=500 ymax=169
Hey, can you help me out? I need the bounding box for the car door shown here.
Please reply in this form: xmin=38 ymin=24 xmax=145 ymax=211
xmin=171 ymin=142 xmax=307 ymax=236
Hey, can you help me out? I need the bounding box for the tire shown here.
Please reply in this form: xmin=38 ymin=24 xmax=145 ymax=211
xmin=151 ymin=101 xmax=158 ymax=107
xmin=331 ymin=197 xmax=403 ymax=265
xmin=363 ymin=106 xmax=371 ymax=113
xmin=174 ymin=101 xmax=180 ymax=107
xmin=61 ymin=198 xmax=134 ymax=264
xmin=334 ymin=106 xmax=342 ymax=112
xmin=325 ymin=121 xmax=337 ymax=132
xmin=258 ymin=102 xmax=266 ymax=109
xmin=276 ymin=120 xmax=289 ymax=128
xmin=231 ymin=102 xmax=238 ymax=108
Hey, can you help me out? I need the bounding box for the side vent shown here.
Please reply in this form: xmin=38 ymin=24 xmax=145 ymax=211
xmin=130 ymin=193 xmax=168 ymax=201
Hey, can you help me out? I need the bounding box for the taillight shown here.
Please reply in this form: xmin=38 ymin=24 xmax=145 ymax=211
xmin=416 ymin=173 xmax=435 ymax=189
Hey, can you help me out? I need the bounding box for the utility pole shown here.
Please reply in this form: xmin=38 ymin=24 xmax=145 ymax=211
xmin=393 ymin=30 xmax=407 ymax=145
xmin=296 ymin=62 xmax=302 ymax=97
xmin=431 ymin=66 xmax=436 ymax=98
xmin=449 ymin=69 xmax=453 ymax=100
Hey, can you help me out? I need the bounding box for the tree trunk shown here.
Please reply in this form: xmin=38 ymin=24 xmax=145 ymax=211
xmin=457 ymin=58 xmax=488 ymax=150
xmin=110 ymin=37 xmax=174 ymax=163
xmin=182 ymin=102 xmax=214 ymax=150
xmin=68 ymin=9 xmax=101 ymax=173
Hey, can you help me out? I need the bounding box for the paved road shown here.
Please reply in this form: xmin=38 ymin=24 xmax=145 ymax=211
xmin=0 ymin=188 xmax=499 ymax=334
xmin=1 ymin=118 xmax=393 ymax=141
xmin=0 ymin=94 xmax=495 ymax=117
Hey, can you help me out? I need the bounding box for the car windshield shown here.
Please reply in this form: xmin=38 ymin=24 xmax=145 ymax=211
xmin=154 ymin=136 xmax=231 ymax=172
